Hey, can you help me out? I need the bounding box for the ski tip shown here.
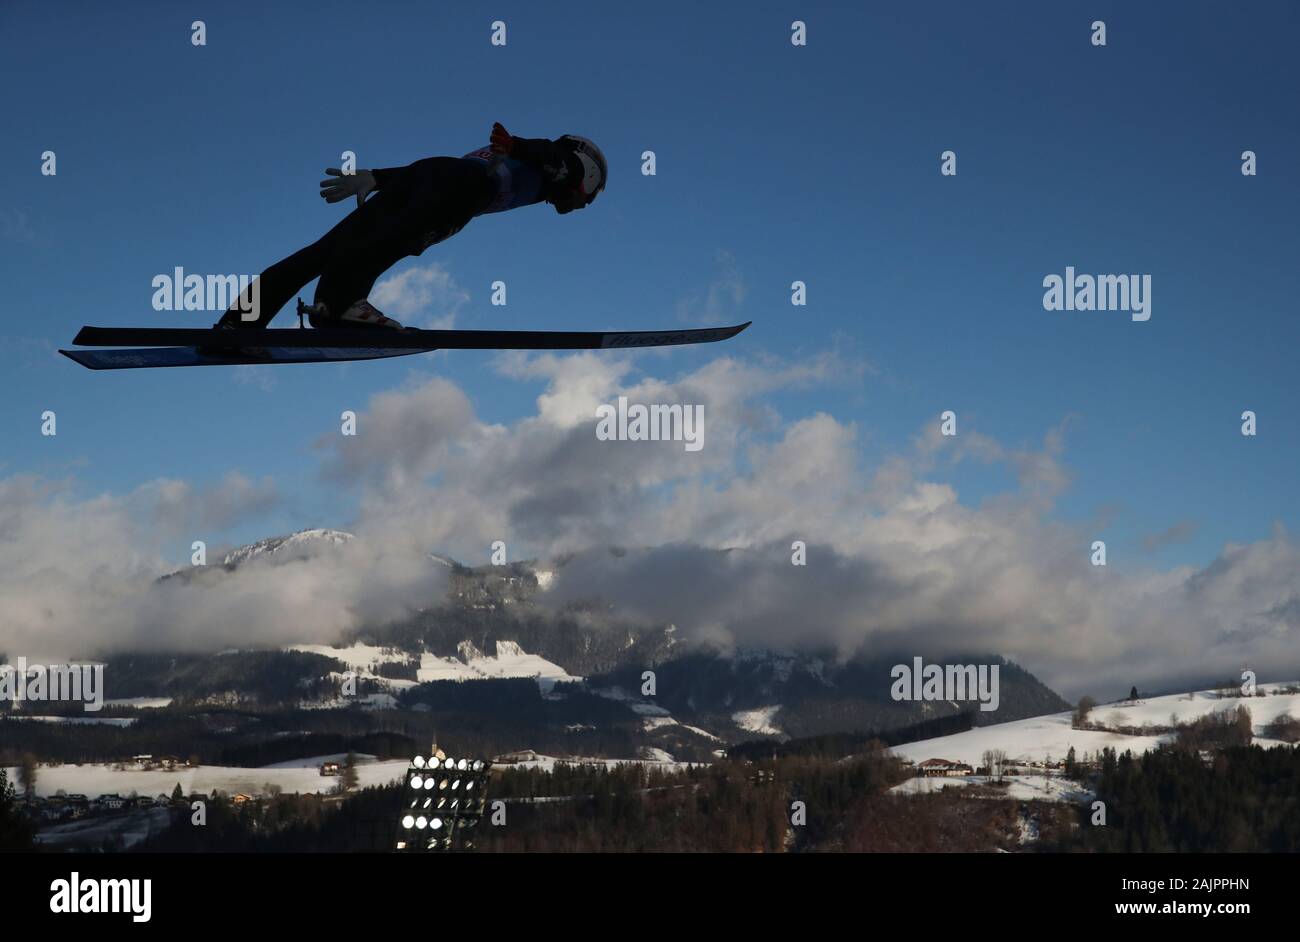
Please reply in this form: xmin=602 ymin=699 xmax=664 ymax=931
xmin=59 ymin=349 xmax=100 ymax=370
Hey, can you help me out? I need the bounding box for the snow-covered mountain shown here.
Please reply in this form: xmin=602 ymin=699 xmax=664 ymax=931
xmin=153 ymin=530 xmax=1070 ymax=743
xmin=221 ymin=528 xmax=354 ymax=568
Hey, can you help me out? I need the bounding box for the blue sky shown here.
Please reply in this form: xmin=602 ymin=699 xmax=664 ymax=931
xmin=3 ymin=0 xmax=1297 ymax=579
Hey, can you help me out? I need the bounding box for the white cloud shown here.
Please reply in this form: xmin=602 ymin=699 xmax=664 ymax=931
xmin=2 ymin=348 xmax=1296 ymax=702
xmin=369 ymin=263 xmax=469 ymax=328
xmin=0 ymin=473 xmax=443 ymax=661
xmin=310 ymin=351 xmax=1300 ymax=698
xmin=138 ymin=471 xmax=280 ymax=533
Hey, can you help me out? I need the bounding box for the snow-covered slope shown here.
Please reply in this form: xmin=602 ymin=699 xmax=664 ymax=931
xmin=222 ymin=528 xmax=353 ymax=568
xmin=4 ymin=758 xmax=409 ymax=799
xmin=285 ymin=639 xmax=583 ymax=699
xmin=417 ymin=640 xmax=581 ymax=693
xmin=288 ymin=642 xmax=410 ymax=672
xmin=891 ymin=683 xmax=1300 ymax=767
xmin=1084 ymin=687 xmax=1300 ymax=731
xmin=491 ymin=751 xmax=695 ymax=773
xmin=892 ymin=774 xmax=1091 ymax=804
xmin=4 ymin=716 xmax=136 ymax=727
xmin=258 ymin=752 xmax=377 ymax=769
xmin=104 ymin=697 xmax=172 ymax=709
xmin=733 ymin=705 xmax=783 ymax=736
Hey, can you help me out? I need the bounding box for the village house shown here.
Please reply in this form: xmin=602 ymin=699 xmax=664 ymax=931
xmin=916 ymin=758 xmax=975 ymax=777
xmin=123 ymin=754 xmax=186 ymax=771
xmin=63 ymin=794 xmax=91 ymax=816
xmin=494 ymin=749 xmax=539 ymax=764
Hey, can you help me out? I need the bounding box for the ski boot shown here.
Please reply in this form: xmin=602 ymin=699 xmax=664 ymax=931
xmin=298 ymin=298 xmax=405 ymax=330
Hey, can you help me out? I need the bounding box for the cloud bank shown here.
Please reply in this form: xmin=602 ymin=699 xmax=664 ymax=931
xmin=1 ymin=347 xmax=1296 ymax=701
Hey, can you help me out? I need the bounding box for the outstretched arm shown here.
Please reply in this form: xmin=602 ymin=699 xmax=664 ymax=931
xmin=318 ymin=123 xmax=576 ymax=210
xmin=319 ymin=168 xmax=378 ymax=208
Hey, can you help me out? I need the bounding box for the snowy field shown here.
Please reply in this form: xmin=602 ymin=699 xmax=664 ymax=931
xmin=4 ymin=715 xmax=137 ymax=727
xmin=415 ymin=641 xmax=581 ymax=693
xmin=104 ymin=697 xmax=173 ymax=709
xmin=891 ymin=683 xmax=1300 ymax=768
xmin=289 ymin=642 xmax=411 ymax=672
xmin=641 ymin=716 xmax=723 ymax=741
xmin=9 ymin=748 xmax=701 ymax=800
xmin=4 ymin=757 xmax=411 ymax=799
xmin=492 ymin=752 xmax=696 ymax=773
xmin=733 ymin=705 xmax=782 ymax=735
xmin=289 ymin=640 xmax=581 ymax=694
xmin=891 ymin=774 xmax=1092 ymax=803
xmin=258 ymin=752 xmax=377 ymax=769
xmin=35 ymin=807 xmax=173 ymax=850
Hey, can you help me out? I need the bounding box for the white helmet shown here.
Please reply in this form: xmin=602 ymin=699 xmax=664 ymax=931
xmin=560 ymin=134 xmax=607 ymax=206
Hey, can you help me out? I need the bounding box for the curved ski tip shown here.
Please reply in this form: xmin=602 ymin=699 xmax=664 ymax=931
xmin=732 ymin=321 xmax=752 ymax=334
xmin=59 ymin=349 xmax=98 ymax=370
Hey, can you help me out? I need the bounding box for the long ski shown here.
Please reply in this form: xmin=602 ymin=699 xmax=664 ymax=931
xmin=60 ymin=346 xmax=430 ymax=371
xmin=71 ymin=322 xmax=751 ymax=351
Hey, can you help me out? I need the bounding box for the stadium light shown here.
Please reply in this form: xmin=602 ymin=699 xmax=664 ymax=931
xmin=393 ymin=745 xmax=492 ymax=853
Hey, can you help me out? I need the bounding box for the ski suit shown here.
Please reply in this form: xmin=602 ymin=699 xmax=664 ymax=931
xmin=217 ymin=138 xmax=583 ymax=328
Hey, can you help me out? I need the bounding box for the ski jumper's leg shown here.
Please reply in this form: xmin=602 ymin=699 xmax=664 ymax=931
xmin=216 ymin=184 xmax=417 ymax=328
xmin=314 ymin=158 xmax=493 ymax=317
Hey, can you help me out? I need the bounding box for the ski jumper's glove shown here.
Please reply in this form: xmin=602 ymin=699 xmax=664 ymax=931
xmin=489 ymin=122 xmax=573 ymax=178
xmin=489 ymin=121 xmax=515 ymax=155
xmin=319 ymin=168 xmax=377 ymax=208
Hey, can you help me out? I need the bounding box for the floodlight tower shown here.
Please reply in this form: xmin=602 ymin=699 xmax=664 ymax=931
xmin=394 ymin=747 xmax=491 ymax=852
